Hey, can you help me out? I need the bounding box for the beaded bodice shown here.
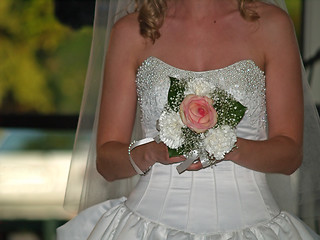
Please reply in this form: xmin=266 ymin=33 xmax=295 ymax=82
xmin=136 ymin=56 xmax=267 ymax=141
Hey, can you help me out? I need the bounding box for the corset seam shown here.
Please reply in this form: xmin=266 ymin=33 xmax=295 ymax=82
xmin=252 ymin=171 xmax=272 ymax=219
xmin=233 ymin=164 xmax=245 ymax=227
xmin=212 ymin=167 xmax=219 ymax=228
xmin=158 ymin=164 xmax=173 ymax=222
xmin=131 ymin=167 xmax=154 ymax=212
xmin=186 ymin=171 xmax=195 ymax=232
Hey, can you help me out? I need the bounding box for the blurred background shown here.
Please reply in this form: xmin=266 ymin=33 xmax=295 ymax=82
xmin=0 ymin=0 xmax=94 ymax=239
xmin=0 ymin=0 xmax=319 ymax=239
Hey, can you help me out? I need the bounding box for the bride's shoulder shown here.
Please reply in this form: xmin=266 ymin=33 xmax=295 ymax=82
xmin=108 ymin=12 xmax=148 ymax=61
xmin=253 ymin=1 xmax=294 ymax=32
xmin=251 ymin=2 xmax=296 ymax=44
xmin=110 ymin=13 xmax=144 ymax=43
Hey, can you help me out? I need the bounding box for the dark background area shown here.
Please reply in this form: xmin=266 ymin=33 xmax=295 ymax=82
xmin=55 ymin=0 xmax=95 ymax=29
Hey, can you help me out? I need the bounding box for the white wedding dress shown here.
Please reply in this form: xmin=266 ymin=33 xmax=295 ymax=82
xmin=57 ymin=56 xmax=319 ymax=239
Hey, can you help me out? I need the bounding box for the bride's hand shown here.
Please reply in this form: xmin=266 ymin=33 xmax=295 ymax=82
xmin=187 ymin=159 xmax=223 ymax=171
xmin=130 ymin=141 xmax=185 ymax=170
xmin=131 ymin=142 xmax=222 ymax=172
xmin=186 ymin=160 xmax=203 ymax=171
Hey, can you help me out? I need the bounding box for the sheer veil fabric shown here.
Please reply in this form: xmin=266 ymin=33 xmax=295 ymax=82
xmin=64 ymin=0 xmax=320 ymax=228
xmin=63 ymin=0 xmax=139 ymax=213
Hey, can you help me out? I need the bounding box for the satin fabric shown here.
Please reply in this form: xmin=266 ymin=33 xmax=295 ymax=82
xmin=57 ymin=58 xmax=320 ymax=239
xmin=58 ymin=197 xmax=319 ymax=239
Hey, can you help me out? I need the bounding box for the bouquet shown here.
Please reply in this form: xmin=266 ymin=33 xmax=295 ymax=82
xmin=158 ymin=76 xmax=247 ymax=173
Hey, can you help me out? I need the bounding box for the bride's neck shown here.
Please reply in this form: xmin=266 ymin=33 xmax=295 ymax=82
xmin=167 ymin=0 xmax=238 ymax=20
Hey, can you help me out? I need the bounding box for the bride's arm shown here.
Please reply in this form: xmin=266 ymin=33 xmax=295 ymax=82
xmin=96 ymin=15 xmax=139 ymax=181
xmin=225 ymin=7 xmax=303 ymax=175
xmin=96 ymin=14 xmax=182 ymax=182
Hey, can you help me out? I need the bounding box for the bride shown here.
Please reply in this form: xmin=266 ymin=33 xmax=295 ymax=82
xmin=57 ymin=0 xmax=320 ymax=239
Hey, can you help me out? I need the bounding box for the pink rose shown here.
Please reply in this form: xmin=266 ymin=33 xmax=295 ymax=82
xmin=179 ymin=94 xmax=217 ymax=133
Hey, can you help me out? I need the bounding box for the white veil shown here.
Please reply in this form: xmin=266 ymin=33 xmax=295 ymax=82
xmin=63 ymin=0 xmax=139 ymax=213
xmin=63 ymin=0 xmax=320 ymax=229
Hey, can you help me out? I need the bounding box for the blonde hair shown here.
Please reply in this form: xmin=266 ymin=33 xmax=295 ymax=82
xmin=135 ymin=0 xmax=259 ymax=43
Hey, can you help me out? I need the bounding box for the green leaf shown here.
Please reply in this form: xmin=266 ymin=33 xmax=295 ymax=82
xmin=228 ymin=100 xmax=247 ymax=126
xmin=212 ymin=88 xmax=247 ymax=127
xmin=167 ymin=77 xmax=186 ymax=112
xmin=168 ymin=147 xmax=181 ymax=157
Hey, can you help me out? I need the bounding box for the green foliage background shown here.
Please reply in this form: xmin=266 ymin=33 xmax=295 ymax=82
xmin=285 ymin=0 xmax=302 ymax=39
xmin=0 ymin=0 xmax=92 ymax=114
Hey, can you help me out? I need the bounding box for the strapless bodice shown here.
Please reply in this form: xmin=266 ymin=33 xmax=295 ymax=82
xmin=126 ymin=56 xmax=279 ymax=233
xmin=136 ymin=57 xmax=267 ymax=141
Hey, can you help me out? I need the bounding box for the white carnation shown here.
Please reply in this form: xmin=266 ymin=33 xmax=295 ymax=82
xmin=185 ymin=78 xmax=213 ymax=97
xmin=204 ymin=125 xmax=237 ymax=160
xmin=159 ymin=110 xmax=184 ymax=149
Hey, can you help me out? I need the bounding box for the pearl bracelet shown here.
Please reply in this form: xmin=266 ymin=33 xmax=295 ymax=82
xmin=128 ymin=138 xmax=154 ymax=175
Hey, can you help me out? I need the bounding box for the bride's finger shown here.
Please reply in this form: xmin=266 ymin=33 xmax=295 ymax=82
xmin=187 ymin=161 xmax=203 ymax=171
xmin=168 ymin=156 xmax=186 ymax=164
